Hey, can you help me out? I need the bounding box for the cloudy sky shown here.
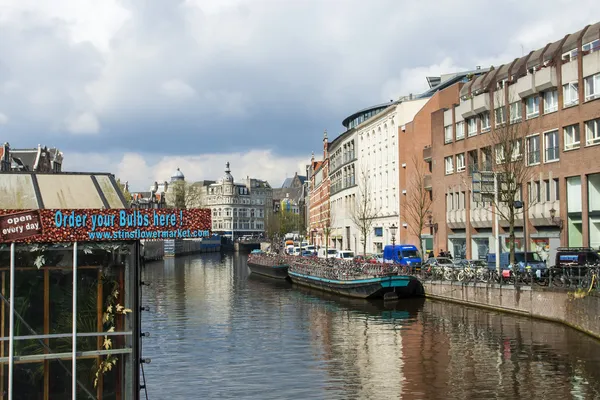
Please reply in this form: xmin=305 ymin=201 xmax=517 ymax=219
xmin=0 ymin=0 xmax=598 ymax=190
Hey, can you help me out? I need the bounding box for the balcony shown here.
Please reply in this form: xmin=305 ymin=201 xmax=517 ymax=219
xmin=446 ymin=209 xmax=466 ymax=229
xmin=534 ymin=66 xmax=558 ymax=92
xmin=472 ymin=93 xmax=491 ymax=114
xmin=423 ymin=146 xmax=432 ymax=162
xmin=513 ymin=73 xmax=536 ymax=98
xmin=528 ymin=201 xmax=560 ymax=226
xmin=456 ymin=99 xmax=475 ymax=119
xmin=561 ymin=59 xmax=578 ymax=84
xmin=583 ymin=49 xmax=600 ymax=78
xmin=470 ymin=204 xmax=492 ymax=228
xmin=424 ymin=174 xmax=432 ymax=191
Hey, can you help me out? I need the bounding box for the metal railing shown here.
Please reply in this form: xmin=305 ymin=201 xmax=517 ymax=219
xmin=272 ymin=255 xmax=600 ymax=292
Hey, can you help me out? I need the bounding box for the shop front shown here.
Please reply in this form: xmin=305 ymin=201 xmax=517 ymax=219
xmin=0 ymin=208 xmax=211 ymax=399
xmin=448 ymin=234 xmax=467 ymax=259
xmin=471 ymin=236 xmax=490 ymax=261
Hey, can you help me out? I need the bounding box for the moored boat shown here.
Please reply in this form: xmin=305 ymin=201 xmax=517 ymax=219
xmin=288 ymin=258 xmax=423 ymax=299
xmin=247 ymin=253 xmax=290 ymax=280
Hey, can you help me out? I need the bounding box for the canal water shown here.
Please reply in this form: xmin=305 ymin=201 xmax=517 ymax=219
xmin=141 ymin=253 xmax=600 ymax=400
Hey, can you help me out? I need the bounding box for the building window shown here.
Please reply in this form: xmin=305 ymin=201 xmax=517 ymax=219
xmin=456 ymin=121 xmax=465 ymax=140
xmin=526 ymin=135 xmax=540 ymax=165
xmin=554 ymin=178 xmax=560 ymax=200
xmin=562 ymin=48 xmax=578 ymax=62
xmin=544 ymin=179 xmax=551 ymax=202
xmin=525 ymin=96 xmax=539 ymax=119
xmin=528 ymin=181 xmax=541 ymax=203
xmin=564 ymin=124 xmax=581 ymax=150
xmin=467 ymin=118 xmax=477 ymax=136
xmin=563 ymin=82 xmax=579 ymax=107
xmin=374 ymin=227 xmax=383 ymax=237
xmin=456 ymin=153 xmax=465 ymax=172
xmin=445 ymin=156 xmax=454 ymax=175
xmin=584 ymin=73 xmax=600 ymax=101
xmin=544 ymin=130 xmax=559 ymax=162
xmin=567 ymin=176 xmax=583 ymax=246
xmin=444 ymin=125 xmax=453 ymax=143
xmin=480 ymin=112 xmax=491 ymax=133
xmin=586 ymin=118 xmax=600 ymax=146
xmin=509 ymin=102 xmax=522 ymax=123
xmin=495 ymin=144 xmax=505 ymax=164
xmin=495 ymin=107 xmax=506 ymax=126
xmin=543 ymin=90 xmax=558 ymax=114
xmin=583 ymin=39 xmax=600 ymax=52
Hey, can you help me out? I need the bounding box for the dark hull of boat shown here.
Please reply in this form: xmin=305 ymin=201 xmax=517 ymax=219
xmin=288 ymin=271 xmax=423 ymax=299
xmin=247 ymin=261 xmax=290 ymax=280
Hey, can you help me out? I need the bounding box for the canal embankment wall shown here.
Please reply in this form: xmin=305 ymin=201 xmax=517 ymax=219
xmin=421 ymin=281 xmax=600 ymax=340
xmin=142 ymin=238 xmax=220 ymax=260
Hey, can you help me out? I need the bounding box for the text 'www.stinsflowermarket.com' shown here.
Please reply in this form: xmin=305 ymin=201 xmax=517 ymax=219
xmin=87 ymin=229 xmax=211 ymax=240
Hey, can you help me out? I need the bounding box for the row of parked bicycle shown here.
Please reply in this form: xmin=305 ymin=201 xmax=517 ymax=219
xmin=403 ymin=260 xmax=599 ymax=290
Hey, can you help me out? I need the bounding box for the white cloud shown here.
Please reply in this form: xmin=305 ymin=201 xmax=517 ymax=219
xmin=0 ymin=112 xmax=8 ymax=125
xmin=65 ymin=149 xmax=308 ymax=192
xmin=161 ymin=79 xmax=196 ymax=99
xmin=1 ymin=0 xmax=599 ymax=166
xmin=381 ymin=57 xmax=469 ymax=100
xmin=0 ymin=0 xmax=130 ymax=52
xmin=65 ymin=112 xmax=100 ymax=134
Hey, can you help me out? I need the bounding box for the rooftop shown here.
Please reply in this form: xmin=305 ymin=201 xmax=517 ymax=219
xmin=0 ymin=171 xmax=128 ymax=209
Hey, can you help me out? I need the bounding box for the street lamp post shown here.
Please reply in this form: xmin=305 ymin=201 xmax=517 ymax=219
xmin=549 ymin=206 xmax=564 ymax=245
xmin=426 ymin=213 xmax=438 ymax=256
xmin=389 ymin=224 xmax=397 ymax=263
xmin=514 ymin=200 xmax=526 ymax=270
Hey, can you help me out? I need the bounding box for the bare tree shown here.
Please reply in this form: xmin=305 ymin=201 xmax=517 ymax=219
xmin=351 ymin=167 xmax=380 ymax=256
xmin=480 ymin=89 xmax=537 ymax=265
xmin=405 ymin=154 xmax=433 ymax=260
xmin=321 ymin=203 xmax=334 ymax=258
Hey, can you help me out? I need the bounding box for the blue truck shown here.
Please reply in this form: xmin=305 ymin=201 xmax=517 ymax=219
xmin=383 ymin=244 xmax=422 ymax=266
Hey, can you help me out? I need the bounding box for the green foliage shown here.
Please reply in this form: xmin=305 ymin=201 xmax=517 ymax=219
xmin=267 ymin=208 xmax=305 ymax=237
xmin=116 ymin=178 xmax=133 ymax=203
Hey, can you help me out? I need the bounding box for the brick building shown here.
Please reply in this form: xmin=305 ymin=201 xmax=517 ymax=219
xmin=400 ymin=83 xmax=464 ymax=252
xmin=423 ymin=21 xmax=600 ymax=262
xmin=308 ymin=131 xmax=330 ymax=246
xmin=399 ymin=69 xmax=489 ymax=253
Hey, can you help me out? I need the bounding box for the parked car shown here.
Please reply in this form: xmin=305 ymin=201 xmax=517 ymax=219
xmin=353 ymin=254 xmax=378 ymax=264
xmin=336 ymin=250 xmax=355 ymax=260
xmin=487 ymin=252 xmax=546 ymax=272
xmin=554 ymin=247 xmax=600 ymax=267
xmin=317 ymin=248 xmax=338 ymax=259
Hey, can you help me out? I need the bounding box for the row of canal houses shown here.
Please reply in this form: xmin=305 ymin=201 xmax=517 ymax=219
xmin=306 ymin=21 xmax=600 ymax=264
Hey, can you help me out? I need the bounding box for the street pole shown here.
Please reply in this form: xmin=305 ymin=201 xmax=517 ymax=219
xmin=494 ymin=173 xmax=500 ymax=275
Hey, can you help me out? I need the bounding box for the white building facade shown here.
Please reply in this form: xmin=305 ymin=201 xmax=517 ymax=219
xmin=199 ymin=162 xmax=272 ymax=239
xmin=329 ymin=129 xmax=358 ymax=252
xmin=356 ymin=98 xmax=428 ymax=254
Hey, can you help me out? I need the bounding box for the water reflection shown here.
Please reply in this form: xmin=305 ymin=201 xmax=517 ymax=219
xmin=141 ymin=253 xmax=600 ymax=400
